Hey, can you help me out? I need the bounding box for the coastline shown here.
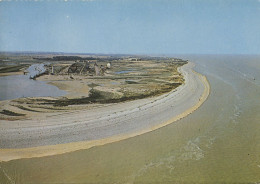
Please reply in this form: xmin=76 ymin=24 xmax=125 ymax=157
xmin=0 ymin=62 xmax=210 ymax=162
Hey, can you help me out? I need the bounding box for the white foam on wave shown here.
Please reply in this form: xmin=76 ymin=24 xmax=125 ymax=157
xmin=179 ymin=138 xmax=204 ymax=161
xmin=128 ymin=134 xmax=218 ymax=183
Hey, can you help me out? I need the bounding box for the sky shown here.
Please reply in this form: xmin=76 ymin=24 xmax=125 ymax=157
xmin=0 ymin=0 xmax=260 ymax=55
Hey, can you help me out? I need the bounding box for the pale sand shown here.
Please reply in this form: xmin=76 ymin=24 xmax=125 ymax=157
xmin=0 ymin=62 xmax=210 ymax=162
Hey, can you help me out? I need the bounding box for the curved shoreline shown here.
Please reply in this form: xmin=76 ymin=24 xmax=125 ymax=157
xmin=0 ymin=62 xmax=210 ymax=162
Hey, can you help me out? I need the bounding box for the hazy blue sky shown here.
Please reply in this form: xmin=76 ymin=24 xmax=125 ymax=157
xmin=0 ymin=0 xmax=260 ymax=54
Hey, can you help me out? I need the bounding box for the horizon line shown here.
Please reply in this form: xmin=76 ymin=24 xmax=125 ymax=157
xmin=1 ymin=50 xmax=260 ymax=56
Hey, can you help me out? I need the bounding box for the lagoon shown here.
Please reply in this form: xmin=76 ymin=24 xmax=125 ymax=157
xmin=0 ymin=75 xmax=66 ymax=100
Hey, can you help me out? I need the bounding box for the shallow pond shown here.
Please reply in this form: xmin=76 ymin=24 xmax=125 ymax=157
xmin=115 ymin=70 xmax=134 ymax=74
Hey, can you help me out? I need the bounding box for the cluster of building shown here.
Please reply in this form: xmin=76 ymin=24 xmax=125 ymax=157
xmin=67 ymin=60 xmax=111 ymax=76
xmin=24 ymin=60 xmax=112 ymax=80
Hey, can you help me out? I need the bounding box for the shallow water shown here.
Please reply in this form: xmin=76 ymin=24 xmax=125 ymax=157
xmin=0 ymin=55 xmax=259 ymax=183
xmin=115 ymin=70 xmax=134 ymax=74
xmin=0 ymin=75 xmax=66 ymax=100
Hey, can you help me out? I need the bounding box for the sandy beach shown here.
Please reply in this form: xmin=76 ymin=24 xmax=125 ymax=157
xmin=0 ymin=62 xmax=210 ymax=161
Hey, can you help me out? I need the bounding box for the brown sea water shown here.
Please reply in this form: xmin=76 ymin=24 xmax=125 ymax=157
xmin=0 ymin=55 xmax=259 ymax=183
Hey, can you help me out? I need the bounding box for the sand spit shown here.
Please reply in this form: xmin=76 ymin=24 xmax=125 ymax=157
xmin=0 ymin=62 xmax=210 ymax=162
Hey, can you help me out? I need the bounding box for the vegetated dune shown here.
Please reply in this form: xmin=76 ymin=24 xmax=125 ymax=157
xmin=0 ymin=62 xmax=210 ymax=161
